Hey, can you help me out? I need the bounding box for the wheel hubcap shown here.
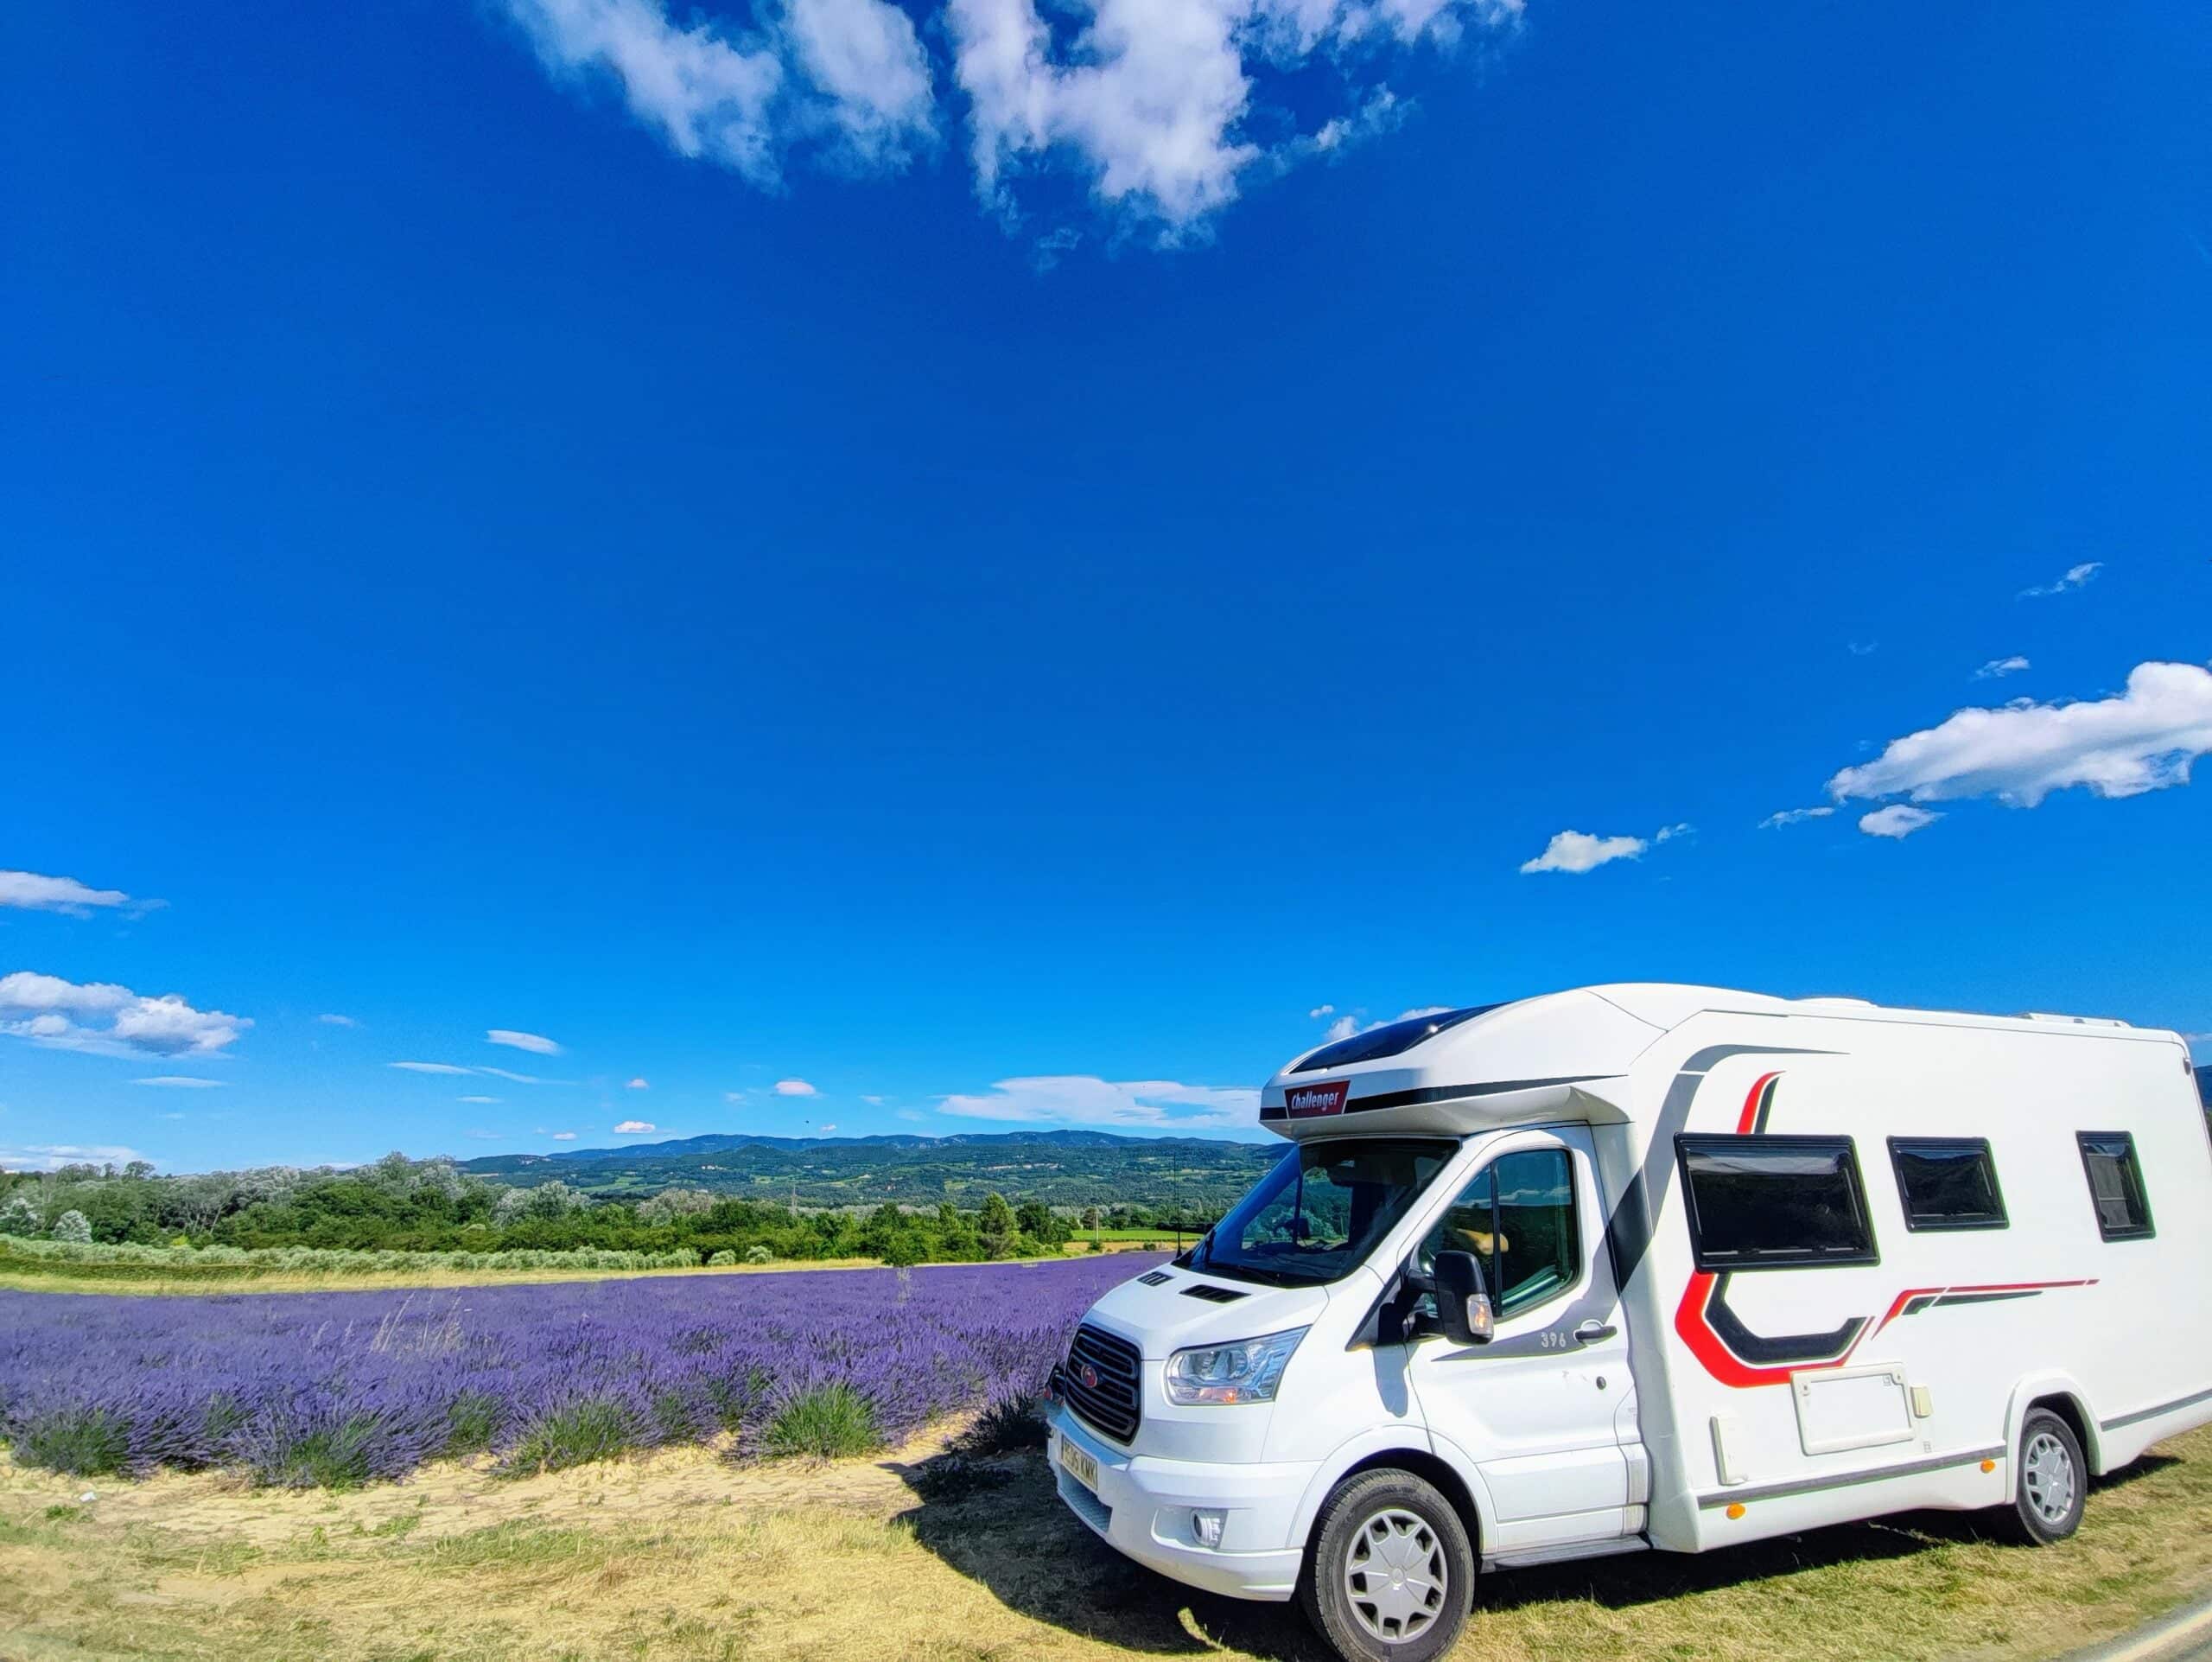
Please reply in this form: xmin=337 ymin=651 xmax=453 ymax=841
xmin=2023 ymin=1430 xmax=2076 ymax=1526
xmin=1343 ymin=1507 xmax=1448 ymax=1644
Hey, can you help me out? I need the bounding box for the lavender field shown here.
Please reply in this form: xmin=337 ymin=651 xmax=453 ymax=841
xmin=0 ymin=1254 xmax=1160 ymax=1487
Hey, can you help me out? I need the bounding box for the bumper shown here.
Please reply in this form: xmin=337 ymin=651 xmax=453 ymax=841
xmin=1044 ymin=1402 xmax=1311 ymax=1602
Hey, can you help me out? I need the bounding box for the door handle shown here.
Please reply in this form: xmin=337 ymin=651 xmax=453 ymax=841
xmin=1574 ymin=1321 xmax=1618 ymax=1346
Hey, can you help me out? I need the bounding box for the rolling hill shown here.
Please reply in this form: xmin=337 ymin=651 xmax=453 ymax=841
xmin=457 ymin=1128 xmax=1283 ymax=1211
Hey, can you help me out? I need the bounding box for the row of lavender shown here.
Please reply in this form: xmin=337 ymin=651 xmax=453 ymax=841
xmin=0 ymin=1255 xmax=1157 ymax=1485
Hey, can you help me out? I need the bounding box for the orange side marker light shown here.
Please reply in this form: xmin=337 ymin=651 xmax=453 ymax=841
xmin=1726 ymin=1503 xmax=1745 ymax=1519
xmin=1980 ymin=1460 xmax=1996 ymax=1473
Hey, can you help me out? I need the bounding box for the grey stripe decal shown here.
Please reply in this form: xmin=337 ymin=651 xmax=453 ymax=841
xmin=1698 ymin=1445 xmax=2004 ymax=1508
xmin=1260 ymin=1074 xmax=1614 ymax=1121
xmin=1602 ymin=1044 xmax=1832 ymax=1292
xmin=2101 ymin=1385 xmax=2212 ymax=1433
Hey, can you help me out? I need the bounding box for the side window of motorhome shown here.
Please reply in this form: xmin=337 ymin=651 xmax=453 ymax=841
xmin=1414 ymin=1147 xmax=1580 ymax=1317
xmin=2076 ymin=1131 xmax=2154 ymax=1241
xmin=1888 ymin=1137 xmax=2008 ymax=1231
xmin=1675 ymin=1135 xmax=1878 ymax=1270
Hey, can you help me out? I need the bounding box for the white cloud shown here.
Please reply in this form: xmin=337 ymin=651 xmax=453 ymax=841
xmin=1519 ymin=830 xmax=1647 ymax=875
xmin=1306 ymin=1004 xmax=1335 ymax=1020
xmin=1758 ymin=806 xmax=1834 ymax=829
xmin=0 ymin=870 xmax=130 ymax=915
xmin=0 ymin=971 xmax=249 ymax=1057
xmin=940 ymin=1075 xmax=1258 ymax=1129
xmin=1652 ymin=823 xmax=1693 ymax=844
xmin=626 ymin=1077 xmax=650 ymax=1090
xmin=487 ymin=1028 xmax=563 ymax=1055
xmin=1974 ymin=656 xmax=2031 ymax=681
xmin=459 ymin=1094 xmax=503 ymax=1104
xmin=1395 ymin=1005 xmax=1452 ymax=1021
xmin=552 ymin=1130 xmax=578 ymax=1140
xmin=723 ymin=1090 xmax=747 ymax=1103
xmin=477 ymin=1065 xmax=560 ymax=1085
xmin=499 ymin=0 xmax=1517 ymax=239
xmin=784 ymin=0 xmax=937 ymax=165
xmin=1828 ymin=662 xmax=2212 ymax=812
xmin=1321 ymin=1014 xmax=1359 ymax=1041
xmin=895 ymin=1107 xmax=925 ymax=1120
xmin=818 ymin=1122 xmax=838 ymax=1132
xmin=2019 ymin=562 xmax=2101 ymax=599
xmin=1847 ymin=640 xmax=1878 ymax=657
xmin=1859 ymin=805 xmax=1942 ymax=839
xmin=774 ymin=1079 xmax=818 ymax=1097
xmin=613 ymin=1119 xmax=657 ymax=1133
xmin=500 ymin=0 xmax=932 ymax=188
xmin=132 ymin=1076 xmax=223 ymax=1089
xmin=0 ymin=1143 xmax=147 ymax=1172
xmin=317 ymin=1013 xmax=359 ymax=1028
xmin=389 ymin=1060 xmax=475 ymax=1075
xmin=860 ymin=1093 xmax=886 ymax=1105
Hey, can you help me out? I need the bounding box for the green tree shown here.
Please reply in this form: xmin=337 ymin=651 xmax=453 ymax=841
xmin=978 ymin=1192 xmax=1014 ymax=1244
xmin=51 ymin=1209 xmax=92 ymax=1244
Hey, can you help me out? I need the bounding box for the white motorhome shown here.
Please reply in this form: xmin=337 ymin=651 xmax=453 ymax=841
xmin=1043 ymin=985 xmax=2212 ymax=1662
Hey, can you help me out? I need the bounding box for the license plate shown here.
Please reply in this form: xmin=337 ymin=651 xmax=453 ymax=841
xmin=1059 ymin=1438 xmax=1099 ymax=1492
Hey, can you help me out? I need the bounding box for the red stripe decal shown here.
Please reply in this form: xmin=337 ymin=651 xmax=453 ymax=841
xmin=1733 ymin=1072 xmax=1782 ymax=1135
xmin=1673 ymin=1270 xmax=1808 ymax=1388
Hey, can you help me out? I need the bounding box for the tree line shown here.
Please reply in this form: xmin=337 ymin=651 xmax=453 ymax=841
xmin=0 ymin=1155 xmax=1218 ymax=1266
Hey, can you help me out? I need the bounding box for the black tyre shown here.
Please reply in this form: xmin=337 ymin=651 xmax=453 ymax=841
xmin=2007 ymin=1407 xmax=2087 ymax=1544
xmin=1299 ymin=1469 xmax=1474 ymax=1662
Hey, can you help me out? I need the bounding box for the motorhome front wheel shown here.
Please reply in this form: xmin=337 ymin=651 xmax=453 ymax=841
xmin=1300 ymin=1468 xmax=1474 ymax=1662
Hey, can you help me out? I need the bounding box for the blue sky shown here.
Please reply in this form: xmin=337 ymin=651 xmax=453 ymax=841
xmin=3 ymin=0 xmax=2208 ymax=1172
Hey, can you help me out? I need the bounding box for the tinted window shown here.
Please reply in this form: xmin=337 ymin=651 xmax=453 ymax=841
xmin=1676 ymin=1135 xmax=1878 ymax=1270
xmin=1416 ymin=1147 xmax=1580 ymax=1317
xmin=1889 ymin=1137 xmax=2007 ymax=1231
xmin=1188 ymin=1138 xmax=1457 ymax=1286
xmin=2077 ymin=1132 xmax=2154 ymax=1241
xmin=1287 ymin=1004 xmax=1504 ymax=1073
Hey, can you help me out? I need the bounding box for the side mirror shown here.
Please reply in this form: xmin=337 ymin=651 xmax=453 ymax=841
xmin=1433 ymin=1250 xmax=1495 ymax=1345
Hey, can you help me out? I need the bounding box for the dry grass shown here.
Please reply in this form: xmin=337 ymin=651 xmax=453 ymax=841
xmin=3 ymin=1426 xmax=2210 ymax=1662
xmin=0 ymin=1256 xmax=1027 ymax=1298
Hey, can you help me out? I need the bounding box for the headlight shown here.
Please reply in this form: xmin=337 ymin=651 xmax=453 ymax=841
xmin=1164 ymin=1328 xmax=1309 ymax=1405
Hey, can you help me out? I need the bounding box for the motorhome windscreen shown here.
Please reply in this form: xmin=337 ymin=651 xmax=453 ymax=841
xmin=1188 ymin=1138 xmax=1458 ymax=1286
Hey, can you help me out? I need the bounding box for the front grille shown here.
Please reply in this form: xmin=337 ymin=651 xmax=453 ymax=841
xmin=1064 ymin=1323 xmax=1142 ymax=1443
xmin=1057 ymin=1468 xmax=1113 ymax=1535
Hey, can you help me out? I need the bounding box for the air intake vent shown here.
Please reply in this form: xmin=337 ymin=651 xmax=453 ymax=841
xmin=1180 ymin=1283 xmax=1248 ymax=1303
xmin=1135 ymin=1270 xmax=1173 ymax=1287
xmin=1063 ymin=1324 xmax=1141 ymax=1443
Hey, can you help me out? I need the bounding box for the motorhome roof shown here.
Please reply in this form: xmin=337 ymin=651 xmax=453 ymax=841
xmin=1257 ymin=983 xmax=2176 ymax=1141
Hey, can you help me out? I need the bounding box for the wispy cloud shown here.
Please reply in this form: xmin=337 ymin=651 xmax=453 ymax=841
xmin=317 ymin=1012 xmax=360 ymax=1028
xmin=496 ymin=0 xmax=1523 ymax=240
xmin=774 ymin=1079 xmax=818 ymax=1097
xmin=1858 ymin=805 xmax=1942 ymax=840
xmin=0 ymin=971 xmax=248 ymax=1057
xmin=1974 ymin=656 xmax=2031 ymax=681
xmin=940 ymin=1076 xmax=1257 ymax=1129
xmin=389 ymin=1060 xmax=475 ymax=1075
xmin=1828 ymin=661 xmax=2212 ymax=814
xmin=133 ymin=1076 xmax=224 ymax=1089
xmin=0 ymin=1143 xmax=148 ymax=1172
xmin=613 ymin=1119 xmax=657 ymax=1134
xmin=487 ymin=1028 xmax=562 ymax=1055
xmin=626 ymin=1077 xmax=650 ymax=1090
xmin=1758 ymin=806 xmax=1834 ymax=829
xmin=459 ymin=1094 xmax=503 ymax=1104
xmin=0 ymin=869 xmax=137 ymax=916
xmin=2018 ymin=561 xmax=2101 ymax=599
xmin=1847 ymin=640 xmax=1878 ymax=657
xmin=1519 ymin=825 xmax=1678 ymax=875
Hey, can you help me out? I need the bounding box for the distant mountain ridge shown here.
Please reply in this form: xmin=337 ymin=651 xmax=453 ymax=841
xmin=457 ymin=1126 xmax=1281 ymax=1210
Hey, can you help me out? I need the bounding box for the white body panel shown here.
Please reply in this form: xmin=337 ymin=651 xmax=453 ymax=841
xmin=1046 ymin=984 xmax=2212 ymax=1602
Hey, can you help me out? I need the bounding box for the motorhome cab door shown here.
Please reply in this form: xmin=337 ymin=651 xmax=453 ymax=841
xmin=1405 ymin=1126 xmax=1641 ymax=1555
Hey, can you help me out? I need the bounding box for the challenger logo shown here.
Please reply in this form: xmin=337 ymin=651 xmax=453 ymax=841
xmin=1284 ymin=1079 xmax=1351 ymax=1118
xmin=1078 ymin=1363 xmax=1099 ymax=1391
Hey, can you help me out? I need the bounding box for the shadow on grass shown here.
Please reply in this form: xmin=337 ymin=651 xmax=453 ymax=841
xmin=887 ymin=1445 xmax=2179 ymax=1659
